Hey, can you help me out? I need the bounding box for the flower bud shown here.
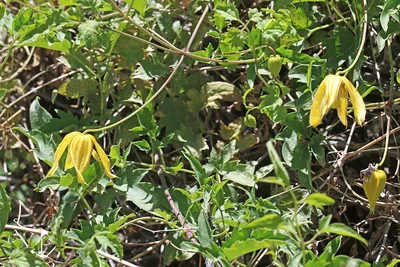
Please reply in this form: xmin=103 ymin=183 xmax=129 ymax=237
xmin=268 ymin=55 xmax=282 ymax=78
xmin=363 ymin=169 xmax=386 ymax=213
xmin=244 ymin=114 xmax=257 ymax=128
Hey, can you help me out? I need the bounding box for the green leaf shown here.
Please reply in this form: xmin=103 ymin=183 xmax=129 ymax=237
xmin=132 ymin=140 xmax=151 ymax=153
xmin=13 ymin=127 xmax=56 ymax=165
xmin=331 ymin=255 xmax=370 ymax=267
xmin=266 ymin=140 xmax=289 ymax=186
xmin=36 ymin=177 xmax=60 ymax=192
xmin=0 ymin=185 xmax=11 ymax=234
xmin=242 ymin=214 xmax=282 ymax=229
xmin=59 ymin=173 xmax=74 ymax=187
xmin=223 ymin=235 xmax=287 ymax=261
xmin=380 ymin=0 xmax=400 ymax=32
xmin=0 ymin=3 xmax=5 ymax=20
xmin=387 ymin=259 xmax=400 ymax=267
xmin=198 ymin=211 xmax=212 ymax=249
xmin=277 ymin=47 xmax=325 ymax=64
xmin=291 ymin=142 xmax=313 ymax=190
xmin=202 ymin=81 xmax=241 ymax=109
xmin=310 ymin=134 xmax=326 ymax=167
xmin=108 ymin=213 xmax=135 ymax=233
xmin=224 ymin=171 xmax=255 ymax=187
xmin=95 ymin=232 xmax=123 ymax=257
xmin=320 ymin=223 xmax=367 ymax=246
xmin=319 ymin=236 xmax=341 ymax=262
xmin=126 ymin=183 xmax=169 ymax=216
xmin=182 ymin=151 xmax=207 ymax=185
xmin=304 ymin=193 xmax=335 ymax=209
xmin=29 ymin=98 xmax=53 ymax=130
xmin=124 ymin=0 xmax=147 ymax=16
xmin=8 ymin=248 xmax=47 ymax=267
xmin=0 ymin=88 xmax=7 ymax=101
xmin=319 ymin=215 xmax=332 ymax=231
xmin=215 ymin=3 xmax=239 ymax=22
xmin=78 ymin=20 xmax=99 ymax=48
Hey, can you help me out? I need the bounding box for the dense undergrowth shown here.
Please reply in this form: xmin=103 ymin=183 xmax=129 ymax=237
xmin=0 ymin=0 xmax=400 ymax=266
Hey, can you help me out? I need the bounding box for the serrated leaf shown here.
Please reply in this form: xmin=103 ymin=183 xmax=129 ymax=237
xmin=78 ymin=20 xmax=99 ymax=47
xmin=320 ymin=223 xmax=367 ymax=246
xmin=9 ymin=248 xmax=47 ymax=267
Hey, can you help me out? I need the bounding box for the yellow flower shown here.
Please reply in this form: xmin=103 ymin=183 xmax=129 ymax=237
xmin=47 ymin=132 xmax=116 ymax=183
xmin=309 ymin=74 xmax=366 ymax=127
xmin=363 ymin=169 xmax=386 ymax=214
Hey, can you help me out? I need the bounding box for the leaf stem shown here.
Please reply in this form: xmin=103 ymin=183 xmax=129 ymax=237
xmin=336 ymin=0 xmax=368 ymax=76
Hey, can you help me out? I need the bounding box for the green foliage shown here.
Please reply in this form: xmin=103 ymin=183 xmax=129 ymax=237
xmin=0 ymin=0 xmax=396 ymax=266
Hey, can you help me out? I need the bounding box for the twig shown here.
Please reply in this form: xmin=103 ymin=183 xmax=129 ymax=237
xmin=164 ymin=188 xmax=199 ymax=245
xmin=374 ymin=220 xmax=391 ymax=263
xmin=0 ymin=47 xmax=35 ymax=83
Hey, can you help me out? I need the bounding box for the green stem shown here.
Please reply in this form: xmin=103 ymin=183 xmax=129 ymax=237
xmin=377 ymin=38 xmax=394 ymax=167
xmin=289 ymin=189 xmax=306 ymax=265
xmin=378 ymin=115 xmax=390 ymax=167
xmin=336 ymin=0 xmax=367 ymax=76
xmin=76 ymin=189 xmax=95 ymax=218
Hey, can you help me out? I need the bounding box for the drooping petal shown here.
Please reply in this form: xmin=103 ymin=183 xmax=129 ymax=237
xmin=343 ymin=76 xmax=366 ymax=126
xmin=323 ymin=75 xmax=342 ymax=111
xmin=331 ymin=87 xmax=349 ymax=127
xmin=89 ymin=135 xmax=116 ymax=179
xmin=47 ymin=131 xmax=81 ymax=177
xmin=64 ymin=148 xmax=74 ymax=170
xmin=69 ymin=134 xmax=93 ymax=175
xmin=310 ymin=78 xmax=328 ymax=127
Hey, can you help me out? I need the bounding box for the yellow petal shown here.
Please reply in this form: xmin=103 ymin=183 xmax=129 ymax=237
xmin=47 ymin=131 xmax=81 ymax=177
xmin=310 ymin=75 xmax=341 ymax=127
xmin=332 ymin=87 xmax=348 ymax=127
xmin=310 ymin=77 xmax=328 ymax=127
xmin=69 ymin=134 xmax=93 ymax=175
xmin=363 ymin=170 xmax=386 ymax=213
xmin=342 ymin=76 xmax=365 ymax=126
xmin=89 ymin=135 xmax=116 ymax=179
xmin=64 ymin=149 xmax=73 ymax=170
xmin=324 ymin=75 xmax=342 ymax=110
xmin=75 ymin=168 xmax=86 ymax=184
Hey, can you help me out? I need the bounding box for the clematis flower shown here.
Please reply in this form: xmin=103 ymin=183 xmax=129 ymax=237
xmin=47 ymin=132 xmax=116 ymax=183
xmin=309 ymin=74 xmax=366 ymax=127
xmin=363 ymin=169 xmax=386 ymax=214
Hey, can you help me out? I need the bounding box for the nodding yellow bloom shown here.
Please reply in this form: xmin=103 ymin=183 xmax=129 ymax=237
xmin=309 ymin=74 xmax=366 ymax=127
xmin=363 ymin=169 xmax=386 ymax=214
xmin=47 ymin=132 xmax=116 ymax=183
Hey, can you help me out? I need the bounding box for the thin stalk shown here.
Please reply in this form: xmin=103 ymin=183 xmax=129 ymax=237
xmin=336 ymin=0 xmax=368 ymax=76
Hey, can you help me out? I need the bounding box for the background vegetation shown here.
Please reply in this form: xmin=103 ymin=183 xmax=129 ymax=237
xmin=0 ymin=0 xmax=400 ymax=266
